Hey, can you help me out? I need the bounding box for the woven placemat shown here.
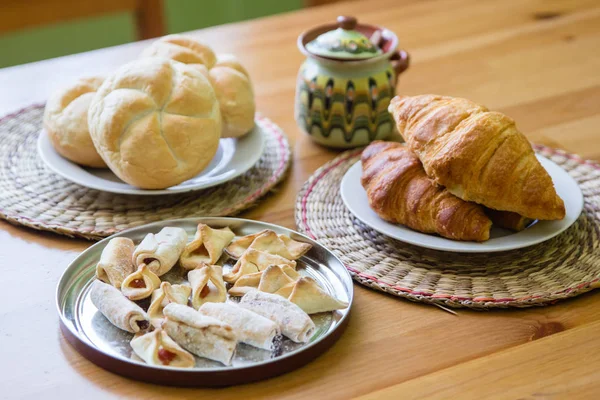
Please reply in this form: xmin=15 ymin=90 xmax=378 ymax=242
xmin=0 ymin=104 xmax=291 ymax=240
xmin=295 ymin=145 xmax=600 ymax=309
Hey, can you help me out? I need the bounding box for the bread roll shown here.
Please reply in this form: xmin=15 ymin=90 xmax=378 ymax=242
xmin=88 ymin=58 xmax=221 ymax=189
xmin=208 ymin=66 xmax=255 ymax=138
xmin=43 ymin=77 xmax=106 ymax=168
xmin=215 ymin=54 xmax=250 ymax=79
xmin=141 ymin=34 xmax=217 ymax=69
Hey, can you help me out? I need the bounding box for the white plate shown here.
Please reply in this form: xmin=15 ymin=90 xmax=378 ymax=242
xmin=38 ymin=120 xmax=266 ymax=195
xmin=340 ymin=155 xmax=584 ymax=253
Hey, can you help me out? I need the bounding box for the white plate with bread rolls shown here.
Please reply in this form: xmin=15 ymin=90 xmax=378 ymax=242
xmin=341 ymin=154 xmax=583 ymax=252
xmin=38 ymin=122 xmax=264 ymax=195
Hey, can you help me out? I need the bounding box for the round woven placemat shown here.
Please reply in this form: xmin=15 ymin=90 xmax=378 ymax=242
xmin=295 ymin=145 xmax=600 ymax=309
xmin=0 ymin=104 xmax=291 ymax=240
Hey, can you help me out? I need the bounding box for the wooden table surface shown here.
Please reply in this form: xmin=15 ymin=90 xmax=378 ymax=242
xmin=1 ymin=0 xmax=599 ymax=398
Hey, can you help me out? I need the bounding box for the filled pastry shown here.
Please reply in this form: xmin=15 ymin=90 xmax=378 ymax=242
xmin=226 ymin=230 xmax=312 ymax=260
xmin=148 ymin=282 xmax=192 ymax=327
xmin=258 ymin=264 xmax=301 ymax=294
xmin=228 ymin=264 xmax=300 ymax=296
xmin=188 ymin=265 xmax=227 ymax=309
xmin=95 ymin=237 xmax=135 ymax=288
xmin=130 ymin=329 xmax=195 ymax=368
xmin=276 ymin=277 xmax=349 ymax=314
xmin=121 ymin=264 xmax=161 ymax=301
xmin=199 ymin=302 xmax=279 ymax=351
xmin=133 ymin=227 xmax=188 ymax=276
xmin=180 ymin=224 xmax=235 ymax=269
xmin=90 ymin=280 xmax=149 ymax=333
xmin=162 ymin=303 xmax=237 ymax=365
xmin=223 ymin=249 xmax=296 ymax=283
xmin=239 ymin=290 xmax=315 ymax=343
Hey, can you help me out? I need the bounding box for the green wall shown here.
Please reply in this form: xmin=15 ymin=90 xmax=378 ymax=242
xmin=0 ymin=0 xmax=302 ymax=69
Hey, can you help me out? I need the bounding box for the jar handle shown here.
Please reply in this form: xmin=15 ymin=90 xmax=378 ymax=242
xmin=391 ymin=50 xmax=410 ymax=82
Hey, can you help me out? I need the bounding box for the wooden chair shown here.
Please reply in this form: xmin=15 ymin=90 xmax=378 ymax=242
xmin=0 ymin=0 xmax=164 ymax=40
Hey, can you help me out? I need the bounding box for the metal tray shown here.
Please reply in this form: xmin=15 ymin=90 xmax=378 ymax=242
xmin=56 ymin=217 xmax=353 ymax=387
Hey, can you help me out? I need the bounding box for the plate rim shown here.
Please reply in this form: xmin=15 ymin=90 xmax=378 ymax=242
xmin=340 ymin=154 xmax=584 ymax=253
xmin=38 ymin=119 xmax=266 ymax=196
xmin=56 ymin=217 xmax=353 ymax=385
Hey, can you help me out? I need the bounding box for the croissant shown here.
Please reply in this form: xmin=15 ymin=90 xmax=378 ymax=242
xmin=361 ymin=141 xmax=492 ymax=241
xmin=485 ymin=209 xmax=533 ymax=232
xmin=389 ymin=95 xmax=565 ymax=220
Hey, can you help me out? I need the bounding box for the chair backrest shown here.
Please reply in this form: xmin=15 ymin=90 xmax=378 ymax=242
xmin=0 ymin=0 xmax=164 ymax=40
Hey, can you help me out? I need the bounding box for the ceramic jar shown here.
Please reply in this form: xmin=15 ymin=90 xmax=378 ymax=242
xmin=295 ymin=16 xmax=410 ymax=148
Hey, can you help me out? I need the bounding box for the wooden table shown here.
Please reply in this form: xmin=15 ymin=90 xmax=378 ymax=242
xmin=1 ymin=0 xmax=599 ymax=398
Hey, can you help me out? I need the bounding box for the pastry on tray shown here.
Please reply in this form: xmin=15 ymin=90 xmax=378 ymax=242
xmin=198 ymin=302 xmax=280 ymax=351
xmin=389 ymin=94 xmax=565 ymax=220
xmin=276 ymin=277 xmax=349 ymax=314
xmin=148 ymin=282 xmax=191 ymax=328
xmin=95 ymin=237 xmax=135 ymax=288
xmin=180 ymin=224 xmax=235 ymax=269
xmin=361 ymin=141 xmax=492 ymax=241
xmin=226 ymin=230 xmax=312 ymax=260
xmin=88 ymin=57 xmax=222 ymax=189
xmin=133 ymin=227 xmax=188 ymax=276
xmin=223 ymin=248 xmax=297 ymax=283
xmin=130 ymin=329 xmax=195 ymax=368
xmin=43 ymin=76 xmax=107 ymax=168
xmin=90 ymin=280 xmax=149 ymax=333
xmin=239 ymin=290 xmax=315 ymax=343
xmin=188 ymin=265 xmax=227 ymax=309
xmin=162 ymin=303 xmax=237 ymax=366
xmin=121 ymin=264 xmax=161 ymax=301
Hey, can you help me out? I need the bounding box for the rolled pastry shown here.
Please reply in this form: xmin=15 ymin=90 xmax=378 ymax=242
xmin=277 ymin=277 xmax=349 ymax=314
xmin=121 ymin=264 xmax=161 ymax=301
xmin=133 ymin=227 xmax=188 ymax=276
xmin=90 ymin=280 xmax=149 ymax=333
xmin=223 ymin=249 xmax=296 ymax=283
xmin=180 ymin=224 xmax=235 ymax=269
xmin=258 ymin=264 xmax=300 ymax=294
xmin=130 ymin=329 xmax=195 ymax=368
xmin=226 ymin=230 xmax=312 ymax=260
xmin=148 ymin=282 xmax=191 ymax=327
xmin=188 ymin=265 xmax=227 ymax=309
xmin=95 ymin=237 xmax=135 ymax=288
xmin=239 ymin=290 xmax=315 ymax=343
xmin=199 ymin=302 xmax=279 ymax=351
xmin=162 ymin=303 xmax=237 ymax=365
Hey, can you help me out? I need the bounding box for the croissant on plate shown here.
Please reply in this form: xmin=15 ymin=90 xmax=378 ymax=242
xmin=388 ymin=95 xmax=565 ymax=221
xmin=361 ymin=141 xmax=492 ymax=242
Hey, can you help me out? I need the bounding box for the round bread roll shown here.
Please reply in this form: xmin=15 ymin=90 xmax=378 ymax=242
xmin=43 ymin=77 xmax=107 ymax=168
xmin=141 ymin=34 xmax=217 ymax=69
xmin=88 ymin=58 xmax=221 ymax=189
xmin=215 ymin=54 xmax=250 ymax=79
xmin=208 ymin=66 xmax=255 ymax=138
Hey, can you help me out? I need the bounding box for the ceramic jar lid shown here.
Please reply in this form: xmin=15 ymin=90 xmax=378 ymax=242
xmin=305 ymin=16 xmax=382 ymax=60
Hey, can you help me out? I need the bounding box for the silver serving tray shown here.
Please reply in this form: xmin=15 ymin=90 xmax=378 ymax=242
xmin=56 ymin=217 xmax=353 ymax=386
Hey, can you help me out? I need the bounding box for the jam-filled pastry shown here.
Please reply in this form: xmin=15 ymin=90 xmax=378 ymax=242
xmin=277 ymin=277 xmax=349 ymax=314
xmin=239 ymin=290 xmax=315 ymax=343
xmin=188 ymin=265 xmax=227 ymax=309
xmin=223 ymin=249 xmax=296 ymax=284
xmin=162 ymin=303 xmax=237 ymax=365
xmin=148 ymin=282 xmax=192 ymax=327
xmin=121 ymin=264 xmax=161 ymax=301
xmin=258 ymin=264 xmax=300 ymax=294
xmin=96 ymin=237 xmax=135 ymax=288
xmin=90 ymin=280 xmax=149 ymax=333
xmin=133 ymin=227 xmax=188 ymax=276
xmin=130 ymin=328 xmax=195 ymax=368
xmin=180 ymin=224 xmax=235 ymax=269
xmin=226 ymin=230 xmax=312 ymax=260
xmin=199 ymin=302 xmax=279 ymax=351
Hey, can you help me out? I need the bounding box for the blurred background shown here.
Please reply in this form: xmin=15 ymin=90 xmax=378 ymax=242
xmin=0 ymin=0 xmax=337 ymax=68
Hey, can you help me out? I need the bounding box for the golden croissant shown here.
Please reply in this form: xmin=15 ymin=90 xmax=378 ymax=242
xmin=389 ymin=95 xmax=565 ymax=220
xmin=361 ymin=141 xmax=492 ymax=241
